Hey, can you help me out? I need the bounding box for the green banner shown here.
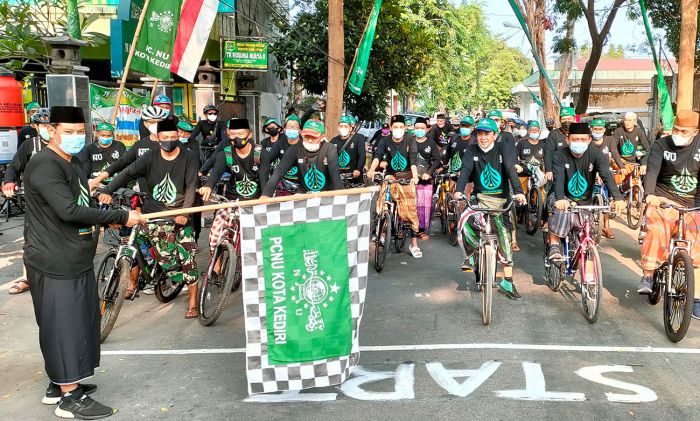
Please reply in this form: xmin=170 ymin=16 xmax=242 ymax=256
xmin=261 ymin=219 xmax=352 ymax=365
xmin=130 ymin=0 xmax=181 ymax=79
xmin=223 ymin=41 xmax=269 ymax=71
xmin=639 ymin=0 xmax=674 ymax=130
xmin=66 ymin=0 xmax=81 ymax=39
xmin=507 ymin=0 xmax=564 ymax=109
xmin=89 ymin=83 xmax=149 ymax=148
xmin=348 ymin=0 xmax=382 ymax=95
xmin=89 ymin=83 xmax=149 ymax=109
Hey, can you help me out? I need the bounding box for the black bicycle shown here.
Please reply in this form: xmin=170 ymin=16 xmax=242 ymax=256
xmin=372 ymin=173 xmax=411 ymax=272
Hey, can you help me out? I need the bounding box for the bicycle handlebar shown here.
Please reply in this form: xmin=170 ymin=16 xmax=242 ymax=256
xmin=458 ymin=197 xmax=514 ymax=214
xmin=660 ymin=203 xmax=700 ymax=212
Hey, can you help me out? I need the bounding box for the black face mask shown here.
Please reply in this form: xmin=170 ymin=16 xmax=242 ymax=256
xmin=233 ymin=137 xmax=249 ymax=149
xmin=267 ymin=127 xmax=279 ymax=136
xmin=160 ymin=140 xmax=179 ymax=152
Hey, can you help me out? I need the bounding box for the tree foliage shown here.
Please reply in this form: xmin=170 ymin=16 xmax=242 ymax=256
xmin=643 ymin=0 xmax=700 ymax=67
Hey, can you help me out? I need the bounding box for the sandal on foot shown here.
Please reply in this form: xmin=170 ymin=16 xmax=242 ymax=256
xmin=124 ymin=288 xmax=137 ymax=300
xmin=512 ymin=243 xmax=520 ymax=252
xmin=8 ymin=280 xmax=29 ymax=295
xmin=419 ymin=233 xmax=429 ymax=240
xmin=409 ymin=246 xmax=423 ymax=258
xmin=185 ymin=308 xmax=198 ymax=319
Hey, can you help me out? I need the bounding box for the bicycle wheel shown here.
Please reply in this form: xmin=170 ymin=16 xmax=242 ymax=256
xmin=448 ymin=200 xmax=459 ymax=246
xmin=525 ymin=187 xmax=542 ymax=235
xmin=591 ymin=194 xmax=604 ymax=244
xmin=580 ymin=245 xmax=603 ymax=323
xmin=663 ymin=250 xmax=695 ymax=342
xmin=627 ymin=185 xmax=643 ymax=229
xmin=374 ymin=213 xmax=391 ymax=272
xmin=481 ymin=244 xmax=496 ymax=325
xmin=648 ymin=268 xmax=663 ymax=305
xmin=199 ymin=243 xmax=237 ymax=326
xmin=98 ymin=253 xmax=130 ymax=343
xmin=440 ymin=193 xmax=449 ymax=234
xmin=154 ymin=271 xmax=185 ymax=303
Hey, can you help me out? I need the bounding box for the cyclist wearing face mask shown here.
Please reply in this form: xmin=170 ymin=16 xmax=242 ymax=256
xmin=413 ymin=117 xmax=441 ymax=239
xmin=613 ymin=112 xmax=650 ymax=176
xmin=544 ymin=107 xmax=576 ymax=182
xmin=545 ymin=123 xmax=624 ymax=262
xmin=428 ymin=113 xmax=454 ymax=148
xmin=191 ymin=104 xmax=227 ymax=153
xmin=258 ymin=114 xmax=306 ymax=195
xmin=80 ymin=122 xmax=126 ymax=183
xmin=261 ymin=119 xmax=343 ymax=197
xmin=514 ymin=124 xmax=528 ymax=144
xmin=589 ymin=118 xmax=625 ymax=239
xmin=486 ymin=110 xmax=516 ymax=151
xmin=638 ymin=111 xmax=700 ymax=312
xmin=515 ymin=120 xmax=546 ymax=188
xmin=261 ymin=118 xmax=286 ymax=154
xmin=18 ymin=101 xmax=41 ymax=147
xmin=138 ymin=95 xmax=179 ymax=138
xmin=330 ymin=115 xmax=367 ymax=183
xmin=443 ymin=116 xmax=475 ymax=174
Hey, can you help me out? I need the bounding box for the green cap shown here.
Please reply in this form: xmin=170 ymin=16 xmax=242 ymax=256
xmin=475 ymin=118 xmax=498 ymax=133
xmin=286 ymin=114 xmax=301 ymax=124
xmin=301 ymin=119 xmax=325 ymax=136
xmin=590 ymin=118 xmax=606 ymax=128
xmin=487 ymin=110 xmax=503 ymax=119
xmin=263 ymin=118 xmax=280 ymax=128
xmin=405 ymin=117 xmax=416 ymax=126
xmin=96 ymin=122 xmax=114 ymax=132
xmin=177 ymin=120 xmax=195 ymax=132
xmin=527 ymin=120 xmax=540 ymax=129
xmin=560 ymin=107 xmax=575 ymax=117
xmin=460 ymin=116 xmax=475 ymax=125
xmin=339 ymin=115 xmax=354 ymax=125
xmin=25 ymin=101 xmax=40 ymax=112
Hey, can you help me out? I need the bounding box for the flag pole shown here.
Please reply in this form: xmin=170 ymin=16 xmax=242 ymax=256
xmin=344 ymin=5 xmax=374 ymax=91
xmin=110 ymin=0 xmax=152 ymax=125
xmin=149 ymin=78 xmax=160 ymax=102
xmin=140 ymin=186 xmax=379 ymax=220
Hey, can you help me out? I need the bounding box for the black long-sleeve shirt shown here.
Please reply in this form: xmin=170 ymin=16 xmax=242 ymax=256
xmin=260 ymin=133 xmax=287 ymax=167
xmin=373 ymin=136 xmax=418 ymax=176
xmin=330 ymin=133 xmax=366 ymax=174
xmin=23 ymin=148 xmax=128 ymax=278
xmin=516 ymin=139 xmax=546 ymax=176
xmin=199 ymin=137 xmax=229 ymax=175
xmin=105 ymin=146 xmax=198 ymax=214
xmin=442 ymin=134 xmax=472 ymax=173
xmin=415 ymin=138 xmax=441 ymax=177
xmin=3 ymin=136 xmax=47 ymax=183
xmin=207 ymin=145 xmax=261 ymax=200
xmin=191 ymin=119 xmax=227 ymax=148
xmin=552 ymin=146 xmax=622 ymax=204
xmin=592 ymin=135 xmax=626 ymax=170
xmin=82 ymin=141 xmax=127 ymax=178
xmin=17 ymin=124 xmax=37 ymax=147
xmin=613 ymin=126 xmax=650 ymax=164
xmin=456 ymin=142 xmax=523 ymax=198
xmin=103 ymin=136 xmax=160 ymax=191
xmin=643 ymin=135 xmax=700 ymax=207
xmin=258 ymin=138 xmax=300 ymax=188
xmin=544 ymin=128 xmax=567 ymax=172
xmin=427 ymin=123 xmax=454 ymax=147
xmin=261 ymin=142 xmax=343 ymax=197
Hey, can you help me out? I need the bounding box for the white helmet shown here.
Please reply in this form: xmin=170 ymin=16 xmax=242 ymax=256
xmin=142 ymin=105 xmax=168 ymax=121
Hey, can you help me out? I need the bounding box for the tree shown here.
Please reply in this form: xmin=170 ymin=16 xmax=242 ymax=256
xmin=605 ymin=43 xmax=625 ymax=58
xmin=552 ymin=3 xmax=579 ymax=100
xmin=271 ymin=0 xmax=436 ymax=121
xmin=644 ymin=0 xmax=700 ymax=68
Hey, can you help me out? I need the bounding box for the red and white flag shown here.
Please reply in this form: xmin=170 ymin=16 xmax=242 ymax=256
xmin=170 ymin=0 xmax=220 ymax=82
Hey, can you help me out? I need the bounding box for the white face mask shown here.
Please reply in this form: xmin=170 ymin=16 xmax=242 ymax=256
xmin=207 ymin=114 xmax=217 ymax=122
xmin=303 ymin=140 xmax=320 ymax=152
xmin=339 ymin=127 xmax=350 ymax=137
xmin=518 ymin=129 xmax=527 ymax=137
xmin=591 ymin=132 xmax=604 ymax=140
xmin=478 ymin=142 xmax=494 ymax=153
xmin=392 ymin=128 xmax=405 ymax=139
xmin=672 ymin=134 xmax=693 ymax=147
xmin=147 ymin=122 xmax=158 ymax=135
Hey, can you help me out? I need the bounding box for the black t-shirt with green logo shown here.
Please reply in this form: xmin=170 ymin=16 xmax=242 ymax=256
xmin=84 ymin=141 xmax=127 ymax=178
xmin=643 ymin=135 xmax=700 ymax=207
xmin=261 ymin=142 xmax=343 ymax=196
xmin=258 ymin=138 xmax=302 ymax=187
xmin=373 ymin=136 xmax=418 ymax=176
xmin=330 ymin=134 xmax=367 ymax=174
xmin=613 ymin=126 xmax=650 ymax=163
xmin=105 ymin=146 xmax=199 ymax=213
xmin=516 ymin=139 xmax=546 ymax=174
xmin=455 ymin=141 xmax=523 ymax=198
xmin=207 ymin=145 xmax=261 ymax=200
xmin=415 ymin=138 xmax=441 ymax=177
xmin=592 ymin=135 xmax=626 ymax=170
xmin=23 ymin=148 xmax=128 ymax=278
xmin=442 ymin=134 xmax=471 ymax=173
xmin=552 ymin=146 xmax=622 ymax=204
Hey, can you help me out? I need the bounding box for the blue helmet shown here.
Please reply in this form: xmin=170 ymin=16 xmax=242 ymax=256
xmin=152 ymin=94 xmax=172 ymax=106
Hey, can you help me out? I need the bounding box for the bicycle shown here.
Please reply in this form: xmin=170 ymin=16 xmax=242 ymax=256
xmin=646 ymin=203 xmax=698 ymax=343
xmin=619 ymin=157 xmax=645 ymax=229
xmin=460 ymin=198 xmax=514 ymax=326
xmin=543 ymin=204 xmax=610 ymax=323
xmin=341 ymin=172 xmax=366 ymax=189
xmin=591 ymin=178 xmax=611 ymax=244
xmin=198 ymin=194 xmax=242 ymax=326
xmin=372 ymin=173 xmax=412 ymax=272
xmin=432 ymin=171 xmax=460 ymax=246
xmin=523 ymin=158 xmax=546 ymax=236
xmin=95 ymin=196 xmax=184 ymax=342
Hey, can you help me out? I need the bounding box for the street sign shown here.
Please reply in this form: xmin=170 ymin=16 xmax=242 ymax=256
xmin=223 ymin=41 xmax=268 ymax=71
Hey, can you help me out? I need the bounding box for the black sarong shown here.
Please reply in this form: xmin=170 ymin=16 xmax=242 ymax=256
xmin=28 ymin=266 xmax=100 ymax=385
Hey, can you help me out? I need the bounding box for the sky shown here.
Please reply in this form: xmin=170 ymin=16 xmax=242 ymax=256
xmin=481 ymin=0 xmax=672 ymax=62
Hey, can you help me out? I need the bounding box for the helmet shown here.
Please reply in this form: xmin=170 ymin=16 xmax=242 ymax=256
xmin=152 ymin=94 xmax=172 ymax=106
xmin=142 ymin=105 xmax=168 ymax=121
xmin=203 ymin=104 xmax=218 ymax=114
xmin=31 ymin=108 xmax=50 ymax=124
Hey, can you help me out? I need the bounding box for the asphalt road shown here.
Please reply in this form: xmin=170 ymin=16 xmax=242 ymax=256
xmin=2 ymin=213 xmax=700 ymax=420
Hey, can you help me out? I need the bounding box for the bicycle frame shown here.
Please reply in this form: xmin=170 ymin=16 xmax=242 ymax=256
xmin=206 ymin=205 xmax=241 ymax=279
xmin=560 ymin=206 xmax=607 ymax=278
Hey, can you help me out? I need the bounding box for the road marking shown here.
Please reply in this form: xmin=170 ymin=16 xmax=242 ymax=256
xmin=101 ymin=342 xmax=700 ymax=356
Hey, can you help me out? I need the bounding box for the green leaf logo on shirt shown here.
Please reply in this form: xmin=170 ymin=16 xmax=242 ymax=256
xmin=567 ymin=170 xmax=588 ymax=199
xmin=236 ymin=174 xmax=258 ymax=197
xmin=391 ymin=152 xmax=407 ymax=171
xmin=338 ymin=149 xmax=351 ymax=168
xmin=152 ymin=173 xmax=177 ymax=205
xmin=304 ymin=164 xmax=326 ymax=192
xmin=671 ymin=167 xmax=698 ymax=194
xmin=621 ymin=139 xmax=634 ymax=157
xmin=286 ymin=165 xmax=299 ymax=179
xmin=449 ymin=153 xmax=462 ymax=172
xmin=77 ymin=183 xmax=90 ymax=207
xmin=479 ymin=163 xmax=501 ymax=191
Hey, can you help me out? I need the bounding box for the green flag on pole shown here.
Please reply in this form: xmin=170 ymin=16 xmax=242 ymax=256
xmin=348 ymin=0 xmax=383 ymax=96
xmin=507 ymin=1 xmax=563 ymax=109
xmin=639 ymin=0 xmax=675 ymax=130
xmin=130 ymin=0 xmax=181 ymax=80
xmin=66 ymin=0 xmax=81 ymax=39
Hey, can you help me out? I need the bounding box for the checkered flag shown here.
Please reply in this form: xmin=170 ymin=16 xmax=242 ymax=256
xmin=239 ymin=192 xmax=372 ymax=394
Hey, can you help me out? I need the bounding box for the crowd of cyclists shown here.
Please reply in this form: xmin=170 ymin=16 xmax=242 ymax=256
xmin=3 ymin=96 xmax=700 ymax=334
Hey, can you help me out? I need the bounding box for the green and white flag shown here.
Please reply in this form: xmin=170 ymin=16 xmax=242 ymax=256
xmin=130 ymin=0 xmax=181 ymax=80
xmin=348 ymin=0 xmax=383 ymax=96
xmin=240 ymin=192 xmax=372 ymax=394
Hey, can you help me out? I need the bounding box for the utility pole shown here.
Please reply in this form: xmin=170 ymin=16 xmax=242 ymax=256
xmin=326 ymin=0 xmax=344 ymax=138
xmin=677 ymin=0 xmax=698 ymax=110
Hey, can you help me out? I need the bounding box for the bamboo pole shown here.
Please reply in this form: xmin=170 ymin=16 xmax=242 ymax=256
xmin=149 ymin=79 xmax=160 ymax=102
xmin=110 ymin=0 xmax=152 ymax=125
xmin=140 ymin=186 xmax=379 ymax=220
xmin=343 ymin=5 xmax=374 ymax=91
